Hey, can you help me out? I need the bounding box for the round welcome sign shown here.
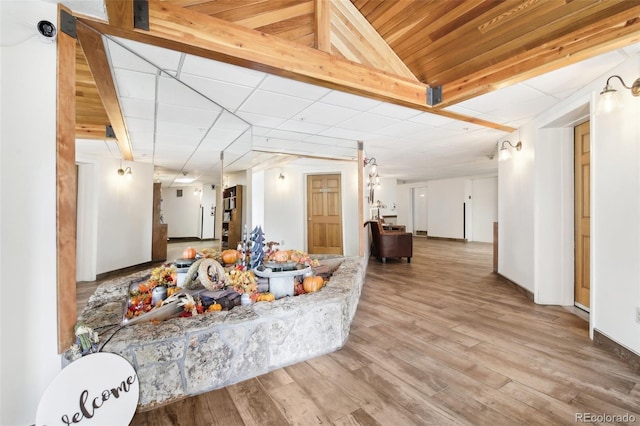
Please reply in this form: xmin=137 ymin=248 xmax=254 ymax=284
xmin=36 ymin=352 xmax=139 ymax=425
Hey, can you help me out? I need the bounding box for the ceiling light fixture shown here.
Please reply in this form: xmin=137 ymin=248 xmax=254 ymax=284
xmin=598 ymin=74 xmax=640 ymax=114
xmin=175 ymin=172 xmax=196 ymax=184
xmin=498 ymin=140 xmax=522 ymax=161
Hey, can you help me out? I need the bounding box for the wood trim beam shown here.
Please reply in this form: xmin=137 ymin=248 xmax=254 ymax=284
xmin=76 ymin=124 xmax=117 ymax=140
xmin=358 ymin=141 xmax=364 ymax=257
xmin=76 ymin=22 xmax=134 ymax=160
xmin=331 ymin=0 xmax=417 ymax=81
xmin=439 ymin=6 xmax=640 ymax=107
xmin=75 ymin=2 xmax=514 ymax=133
xmin=315 ymin=0 xmax=330 ymax=52
xmin=56 ymin=4 xmax=77 ymax=352
xmin=106 ymin=0 xmax=134 ymax=29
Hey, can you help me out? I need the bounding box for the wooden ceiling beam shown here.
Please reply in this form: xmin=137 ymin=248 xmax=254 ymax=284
xmin=331 ymin=0 xmax=417 ymax=81
xmin=105 ymin=0 xmax=134 ymax=29
xmin=74 ymin=1 xmax=514 ymax=133
xmin=76 ymin=125 xmax=117 ymax=140
xmin=76 ymin=22 xmax=134 ymax=160
xmin=439 ymin=11 xmax=640 ymax=107
xmin=315 ymin=0 xmax=330 ymax=51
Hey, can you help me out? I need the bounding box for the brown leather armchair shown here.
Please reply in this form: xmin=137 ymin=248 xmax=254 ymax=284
xmin=366 ymin=220 xmax=412 ymax=263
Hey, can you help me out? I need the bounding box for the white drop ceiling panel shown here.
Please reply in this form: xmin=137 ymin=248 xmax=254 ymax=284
xmin=110 ymin=37 xmax=183 ymax=73
xmin=181 ymin=54 xmax=266 ymax=87
xmin=277 ymin=119 xmax=329 ymax=135
xmin=239 ymin=90 xmax=314 ymax=119
xmin=259 ymin=74 xmax=332 ymax=101
xmin=113 ymin=69 xmax=156 ymax=101
xmin=157 ymin=76 xmax=222 ymax=111
xmin=293 ymin=102 xmax=362 ymax=126
xmin=180 ymin=74 xmax=255 ymax=112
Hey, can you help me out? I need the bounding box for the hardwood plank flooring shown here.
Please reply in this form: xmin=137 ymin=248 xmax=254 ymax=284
xmin=131 ymin=238 xmax=640 ymax=425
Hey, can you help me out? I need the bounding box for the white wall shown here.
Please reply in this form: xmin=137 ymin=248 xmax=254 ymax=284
xmin=498 ymin=129 xmax=535 ymax=292
xmin=500 ymin=53 xmax=640 ymax=354
xmin=371 ymin=177 xmax=398 ymax=219
xmin=201 ymin=183 xmax=217 ymax=239
xmin=591 ymin=56 xmax=640 ymax=351
xmin=75 ymin=156 xmax=154 ymax=277
xmin=1 ymin=2 xmax=61 ymax=424
xmin=471 ymin=177 xmax=497 ymax=243
xmin=94 ymin=159 xmax=154 ymax=274
xmin=261 ymin=162 xmax=360 ymax=256
xmin=413 ymin=186 xmax=428 ymax=233
xmin=162 ymin=185 xmax=203 ymax=239
xmin=427 ymin=178 xmax=470 ymax=239
xmin=397 ymin=177 xmax=496 ymax=241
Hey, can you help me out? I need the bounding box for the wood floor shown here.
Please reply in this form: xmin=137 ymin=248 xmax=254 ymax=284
xmin=130 ymin=238 xmax=640 ymax=425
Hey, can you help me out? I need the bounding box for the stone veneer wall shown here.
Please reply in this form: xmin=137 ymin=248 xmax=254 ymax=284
xmin=74 ymin=256 xmax=367 ymax=409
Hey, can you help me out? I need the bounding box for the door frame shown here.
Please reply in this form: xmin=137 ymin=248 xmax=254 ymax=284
xmin=305 ymin=172 xmax=345 ymax=255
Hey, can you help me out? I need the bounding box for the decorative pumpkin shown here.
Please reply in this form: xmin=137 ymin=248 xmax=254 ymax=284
xmin=303 ymin=276 xmax=324 ymax=293
xmin=183 ymin=247 xmax=196 ymax=259
xmin=256 ymin=292 xmax=275 ymax=302
xmin=207 ymin=303 xmax=222 ymax=312
xmin=221 ymin=249 xmax=239 ymax=264
xmin=273 ymin=250 xmax=289 ymax=263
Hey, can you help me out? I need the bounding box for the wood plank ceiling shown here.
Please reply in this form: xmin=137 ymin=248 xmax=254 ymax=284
xmin=75 ymin=0 xmax=640 ymax=156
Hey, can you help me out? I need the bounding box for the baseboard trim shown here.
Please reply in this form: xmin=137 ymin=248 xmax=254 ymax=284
xmin=593 ymin=329 xmax=640 ymax=370
xmin=94 ymin=260 xmax=159 ymax=281
xmin=496 ymin=272 xmax=534 ymax=301
xmin=167 ymin=237 xmax=214 ymax=243
xmin=427 ymin=236 xmax=467 ymax=242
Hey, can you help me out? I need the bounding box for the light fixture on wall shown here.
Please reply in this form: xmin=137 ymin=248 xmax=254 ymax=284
xmin=278 ymin=172 xmax=285 ymax=181
xmin=598 ymin=74 xmax=640 ymax=114
xmin=364 ymin=157 xmax=382 ymax=202
xmin=117 ymin=166 xmax=132 ymax=177
xmin=193 ymin=188 xmax=202 ymax=195
xmin=498 ymin=140 xmax=522 ymax=161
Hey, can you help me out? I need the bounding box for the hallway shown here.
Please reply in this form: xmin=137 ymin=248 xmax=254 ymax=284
xmin=130 ymin=237 xmax=640 ymax=425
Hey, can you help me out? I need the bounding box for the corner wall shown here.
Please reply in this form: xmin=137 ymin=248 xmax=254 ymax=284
xmin=499 ymin=53 xmax=640 ymax=354
xmin=1 ymin=2 xmax=61 ymax=423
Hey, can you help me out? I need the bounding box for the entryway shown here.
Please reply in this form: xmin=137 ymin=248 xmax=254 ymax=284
xmin=574 ymin=120 xmax=591 ymax=312
xmin=307 ymin=174 xmax=343 ymax=255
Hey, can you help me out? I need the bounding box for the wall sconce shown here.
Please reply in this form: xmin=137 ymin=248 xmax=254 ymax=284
xmin=498 ymin=140 xmax=522 ymax=161
xmin=363 ymin=157 xmax=377 ymax=173
xmin=278 ymin=171 xmax=285 ymax=181
xmin=193 ymin=188 xmax=202 ymax=195
xmin=117 ymin=166 xmax=132 ymax=177
xmin=598 ymin=74 xmax=640 ymax=113
xmin=364 ymin=157 xmax=381 ymax=202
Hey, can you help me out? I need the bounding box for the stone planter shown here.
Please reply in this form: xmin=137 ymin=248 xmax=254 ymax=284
xmin=73 ymin=256 xmax=367 ymax=410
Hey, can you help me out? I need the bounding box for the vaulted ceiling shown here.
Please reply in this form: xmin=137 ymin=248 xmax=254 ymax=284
xmin=68 ymin=0 xmax=640 ymax=184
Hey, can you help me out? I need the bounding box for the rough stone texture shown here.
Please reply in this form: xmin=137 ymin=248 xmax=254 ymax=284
xmin=137 ymin=361 xmax=184 ymax=406
xmin=72 ymin=256 xmax=367 ymax=409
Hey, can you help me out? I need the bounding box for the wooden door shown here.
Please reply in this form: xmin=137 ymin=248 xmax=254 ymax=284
xmin=307 ymin=174 xmax=343 ymax=255
xmin=574 ymin=121 xmax=590 ymax=310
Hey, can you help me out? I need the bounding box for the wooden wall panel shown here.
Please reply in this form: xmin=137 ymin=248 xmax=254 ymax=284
xmin=56 ymin=5 xmax=77 ymax=352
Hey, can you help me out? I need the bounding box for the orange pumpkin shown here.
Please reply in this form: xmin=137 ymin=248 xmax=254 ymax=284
xmin=256 ymin=292 xmax=275 ymax=302
xmin=207 ymin=303 xmax=222 ymax=312
xmin=273 ymin=250 xmax=289 ymax=263
xmin=221 ymin=249 xmax=239 ymax=264
xmin=303 ymin=276 xmax=324 ymax=293
xmin=183 ymin=247 xmax=196 ymax=259
xmin=167 ymin=286 xmax=180 ymax=297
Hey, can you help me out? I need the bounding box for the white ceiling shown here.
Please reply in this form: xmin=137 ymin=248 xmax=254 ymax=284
xmin=36 ymin=1 xmax=639 ymax=186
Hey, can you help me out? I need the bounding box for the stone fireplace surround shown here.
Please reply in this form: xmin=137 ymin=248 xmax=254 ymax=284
xmin=74 ymin=256 xmax=367 ymax=409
